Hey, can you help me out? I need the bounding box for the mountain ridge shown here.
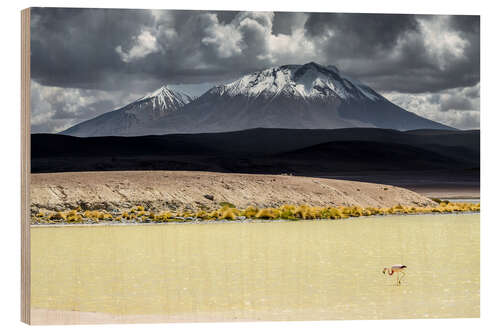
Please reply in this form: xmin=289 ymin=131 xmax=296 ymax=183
xmin=60 ymin=62 xmax=453 ymax=137
xmin=32 ymin=127 xmax=478 ymax=174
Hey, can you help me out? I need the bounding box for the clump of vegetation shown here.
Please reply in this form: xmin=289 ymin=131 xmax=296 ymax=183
xmin=430 ymin=198 xmax=450 ymax=205
xmin=255 ymin=208 xmax=280 ymax=219
xmin=182 ymin=210 xmax=195 ymax=218
xmin=66 ymin=213 xmax=83 ymax=223
xmin=219 ymin=208 xmax=238 ymax=220
xmin=243 ymin=206 xmax=258 ymax=219
xmin=294 ymin=205 xmax=310 ymax=219
xmin=49 ymin=211 xmax=66 ymax=221
xmin=219 ymin=202 xmax=236 ymax=208
xmin=153 ymin=211 xmax=174 ymax=222
xmin=31 ymin=201 xmax=480 ymax=225
xmin=278 ymin=205 xmax=298 ymax=220
xmin=195 ymin=210 xmax=209 ymax=219
xmin=66 ymin=210 xmax=83 ymax=223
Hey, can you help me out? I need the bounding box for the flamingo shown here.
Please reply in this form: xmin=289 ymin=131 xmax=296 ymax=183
xmin=382 ymin=265 xmax=407 ymax=285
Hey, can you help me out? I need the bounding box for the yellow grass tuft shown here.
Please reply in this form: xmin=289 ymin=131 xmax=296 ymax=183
xmin=220 ymin=209 xmax=237 ymax=220
xmin=195 ymin=210 xmax=209 ymax=219
xmin=154 ymin=211 xmax=173 ymax=222
xmin=255 ymin=208 xmax=280 ymax=219
xmin=243 ymin=206 xmax=258 ymax=219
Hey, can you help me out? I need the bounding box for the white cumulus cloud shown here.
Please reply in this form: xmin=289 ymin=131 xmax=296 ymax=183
xmin=116 ymin=29 xmax=160 ymax=63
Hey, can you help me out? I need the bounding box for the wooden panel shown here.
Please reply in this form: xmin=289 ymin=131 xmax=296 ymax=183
xmin=21 ymin=7 xmax=31 ymax=325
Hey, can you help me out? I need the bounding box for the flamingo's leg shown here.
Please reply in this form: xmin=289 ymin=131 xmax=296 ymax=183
xmin=399 ymin=271 xmax=406 ymax=284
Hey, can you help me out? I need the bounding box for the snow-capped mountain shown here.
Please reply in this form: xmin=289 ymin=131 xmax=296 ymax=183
xmin=61 ymin=62 xmax=452 ymax=137
xmin=61 ymin=85 xmax=193 ymax=137
xmin=147 ymin=62 xmax=452 ymax=134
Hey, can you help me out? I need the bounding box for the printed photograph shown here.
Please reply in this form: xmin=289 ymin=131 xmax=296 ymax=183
xmin=28 ymin=8 xmax=479 ymax=324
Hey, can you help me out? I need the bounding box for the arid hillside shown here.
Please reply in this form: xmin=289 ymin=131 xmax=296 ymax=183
xmin=31 ymin=171 xmax=436 ymax=213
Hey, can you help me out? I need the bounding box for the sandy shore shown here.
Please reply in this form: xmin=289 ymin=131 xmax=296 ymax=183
xmin=31 ymin=171 xmax=436 ymax=213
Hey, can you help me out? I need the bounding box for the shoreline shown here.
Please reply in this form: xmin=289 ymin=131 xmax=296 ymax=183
xmin=31 ymin=211 xmax=480 ymax=228
xmin=30 ymin=170 xmax=479 ymax=227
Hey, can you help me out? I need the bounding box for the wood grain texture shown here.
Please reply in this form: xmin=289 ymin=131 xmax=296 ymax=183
xmin=21 ymin=7 xmax=31 ymax=325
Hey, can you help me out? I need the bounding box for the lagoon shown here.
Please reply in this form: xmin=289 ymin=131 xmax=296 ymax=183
xmin=31 ymin=214 xmax=479 ymax=323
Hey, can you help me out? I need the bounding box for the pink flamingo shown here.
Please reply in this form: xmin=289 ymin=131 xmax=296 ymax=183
xmin=382 ymin=265 xmax=407 ymax=285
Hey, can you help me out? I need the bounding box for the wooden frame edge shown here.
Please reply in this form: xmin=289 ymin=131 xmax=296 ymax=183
xmin=21 ymin=7 xmax=31 ymax=325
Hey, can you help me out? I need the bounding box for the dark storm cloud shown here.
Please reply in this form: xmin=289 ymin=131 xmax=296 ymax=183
xmin=215 ymin=10 xmax=239 ymax=24
xmin=304 ymin=13 xmax=419 ymax=56
xmin=31 ymin=8 xmax=275 ymax=91
xmin=272 ymin=12 xmax=308 ymax=35
xmin=450 ymin=15 xmax=480 ymax=34
xmin=31 ymin=9 xmax=479 ymax=94
xmin=31 ymin=8 xmax=156 ymax=89
xmin=301 ymin=13 xmax=480 ymax=94
xmin=30 ymin=8 xmax=480 ymax=131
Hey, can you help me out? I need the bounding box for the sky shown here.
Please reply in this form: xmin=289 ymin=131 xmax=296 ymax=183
xmin=30 ymin=8 xmax=480 ymax=133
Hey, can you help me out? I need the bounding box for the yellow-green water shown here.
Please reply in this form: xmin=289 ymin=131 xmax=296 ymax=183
xmin=31 ymin=214 xmax=479 ymax=321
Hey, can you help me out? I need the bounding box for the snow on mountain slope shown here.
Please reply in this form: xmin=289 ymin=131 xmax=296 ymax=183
xmin=61 ymin=85 xmax=193 ymax=137
xmin=215 ymin=62 xmax=382 ymax=101
xmin=136 ymin=85 xmax=193 ymax=111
